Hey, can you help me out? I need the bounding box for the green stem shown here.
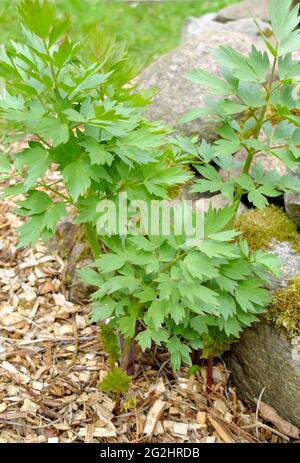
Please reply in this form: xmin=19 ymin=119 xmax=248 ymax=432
xmin=84 ymin=223 xmax=101 ymax=259
xmin=42 ymin=38 xmax=58 ymax=90
xmin=232 ymin=54 xmax=278 ymax=214
xmin=37 ymin=182 xmax=73 ymax=203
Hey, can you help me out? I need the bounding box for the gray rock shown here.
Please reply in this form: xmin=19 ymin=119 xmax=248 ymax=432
xmin=195 ymin=193 xmax=247 ymax=216
xmin=137 ymin=30 xmax=255 ymax=137
xmin=220 ymin=149 xmax=287 ymax=182
xmin=180 ymin=13 xmax=218 ymax=43
xmin=285 ymin=191 xmax=300 ymax=228
xmin=181 ymin=16 xmax=270 ymax=44
xmin=226 ymin=322 xmax=300 ymax=428
xmin=283 ymin=164 xmax=300 ymax=227
xmin=269 ymin=241 xmax=300 ymax=289
xmin=217 ymin=0 xmax=270 ymax=23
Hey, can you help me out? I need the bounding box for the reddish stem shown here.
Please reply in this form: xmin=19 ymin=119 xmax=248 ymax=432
xmin=126 ymin=338 xmax=135 ymax=376
xmin=118 ymin=335 xmax=135 ymax=376
xmin=206 ymin=355 xmax=214 ymax=393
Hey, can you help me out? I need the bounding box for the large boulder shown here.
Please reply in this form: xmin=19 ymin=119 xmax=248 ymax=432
xmin=137 ymin=30 xmax=256 ymax=137
xmin=226 ymin=322 xmax=300 ymax=429
xmin=181 ymin=16 xmax=270 ymax=44
xmin=217 ymin=0 xmax=270 ymax=23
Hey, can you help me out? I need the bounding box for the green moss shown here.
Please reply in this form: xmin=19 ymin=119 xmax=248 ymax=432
xmin=235 ymin=205 xmax=300 ymax=252
xmin=267 ymin=276 xmax=300 ymax=338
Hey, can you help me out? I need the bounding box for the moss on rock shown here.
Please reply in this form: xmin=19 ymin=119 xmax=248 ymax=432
xmin=235 ymin=205 xmax=300 ymax=251
xmin=267 ymin=276 xmax=300 ymax=338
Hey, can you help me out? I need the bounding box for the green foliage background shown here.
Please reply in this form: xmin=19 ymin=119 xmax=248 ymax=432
xmin=0 ymin=0 xmax=237 ymax=70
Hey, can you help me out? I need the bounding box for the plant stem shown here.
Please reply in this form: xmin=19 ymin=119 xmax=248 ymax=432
xmin=232 ymin=54 xmax=278 ymax=214
xmin=120 ymin=336 xmax=135 ymax=375
xmin=37 ymin=182 xmax=73 ymax=203
xmin=127 ymin=339 xmax=136 ymax=376
xmin=206 ymin=355 xmax=214 ymax=393
xmin=84 ymin=223 xmax=101 ymax=259
xmin=113 ymin=392 xmax=121 ymax=415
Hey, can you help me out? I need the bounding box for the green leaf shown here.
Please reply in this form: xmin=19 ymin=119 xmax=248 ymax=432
xmin=167 ymin=336 xmax=191 ymax=372
xmin=278 ymin=30 xmax=300 ymax=56
xmin=36 ymin=118 xmax=69 ymax=147
xmin=99 ymin=368 xmax=131 ymax=396
xmin=128 ymin=235 xmax=157 ymax=252
xmin=184 ymin=252 xmax=219 ymax=280
xmin=218 ymin=293 xmax=236 ymax=321
xmin=18 ymin=0 xmax=56 ymax=39
xmin=223 ymin=316 xmax=243 ymax=337
xmin=190 ymin=316 xmax=209 ymax=334
xmin=185 ymin=69 xmax=231 ymax=95
xmin=78 ymin=267 xmax=102 ymax=286
xmin=80 ymin=136 xmax=114 ymax=166
xmin=147 ymin=300 xmax=168 ymax=331
xmin=191 ymin=285 xmax=220 ymax=309
xmin=95 ymin=255 xmax=126 ymax=273
xmin=101 ymin=276 xmax=140 ymax=295
xmin=179 ymin=107 xmax=211 ymax=124
xmin=170 ymin=303 xmax=186 ymax=325
xmin=63 ymin=158 xmax=91 ymax=201
xmin=237 ymin=81 xmax=265 ymax=107
xmin=253 ymin=251 xmax=281 ymax=277
xmin=269 ymin=0 xmax=298 ymax=42
xmin=235 ymin=280 xmax=271 ymax=312
xmin=18 ymin=190 xmax=52 ymax=215
xmin=246 ymin=46 xmax=270 ymax=83
xmin=136 ymin=330 xmax=152 ymax=351
xmin=214 ymin=46 xmax=258 ymax=81
xmin=199 ymin=241 xmax=238 ymax=259
xmin=15 ymin=144 xmax=50 ymax=190
xmin=43 ymin=202 xmax=67 ymax=231
xmin=0 ymin=153 xmax=11 ymax=173
xmin=248 ymin=189 xmax=269 ymax=209
xmin=17 ymin=213 xmax=45 ymax=248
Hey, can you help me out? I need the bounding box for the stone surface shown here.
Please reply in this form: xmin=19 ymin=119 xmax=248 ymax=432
xmin=217 ymin=0 xmax=270 ymax=23
xmin=284 ymin=164 xmax=300 ymax=227
xmin=220 ymin=149 xmax=287 ymax=182
xmin=195 ymin=193 xmax=247 ymax=216
xmin=180 ymin=13 xmax=219 ymax=43
xmin=137 ymin=30 xmax=255 ymax=137
xmin=285 ymin=192 xmax=300 ymax=228
xmin=268 ymin=241 xmax=300 ymax=289
xmin=181 ymin=16 xmax=270 ymax=44
xmin=226 ymin=322 xmax=300 ymax=428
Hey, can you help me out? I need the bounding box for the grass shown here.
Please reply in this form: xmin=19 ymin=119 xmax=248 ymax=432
xmin=1 ymin=0 xmax=237 ymax=71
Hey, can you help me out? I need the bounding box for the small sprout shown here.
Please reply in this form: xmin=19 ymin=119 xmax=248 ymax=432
xmin=98 ymin=367 xmax=132 ymax=414
xmin=99 ymin=324 xmax=120 ymax=367
xmin=98 ymin=367 xmax=132 ymax=396
xmin=121 ymin=396 xmax=136 ymax=413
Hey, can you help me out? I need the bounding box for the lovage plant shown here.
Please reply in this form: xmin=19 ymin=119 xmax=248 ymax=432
xmin=0 ymin=0 xmax=288 ymax=394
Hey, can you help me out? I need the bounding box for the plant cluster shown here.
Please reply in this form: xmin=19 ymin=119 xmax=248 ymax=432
xmin=1 ymin=0 xmax=300 ymax=397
